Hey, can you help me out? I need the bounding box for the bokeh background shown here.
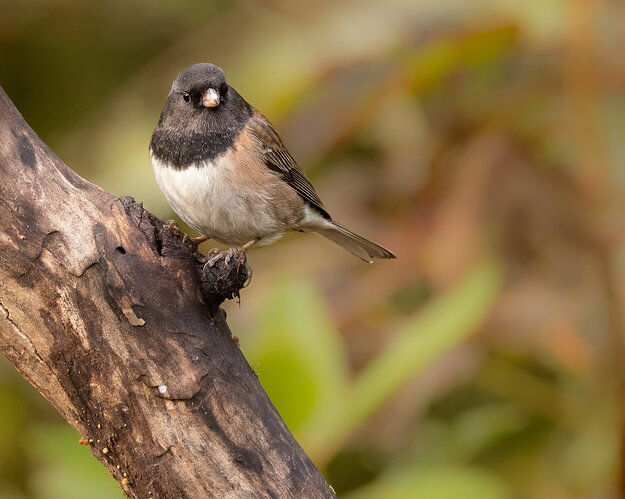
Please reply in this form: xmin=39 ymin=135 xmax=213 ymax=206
xmin=2 ymin=0 xmax=625 ymax=497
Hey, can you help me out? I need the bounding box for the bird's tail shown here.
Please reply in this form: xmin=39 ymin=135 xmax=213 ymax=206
xmin=316 ymin=222 xmax=396 ymax=263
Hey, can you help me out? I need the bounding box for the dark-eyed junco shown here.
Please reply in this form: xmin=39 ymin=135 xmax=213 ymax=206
xmin=150 ymin=63 xmax=395 ymax=262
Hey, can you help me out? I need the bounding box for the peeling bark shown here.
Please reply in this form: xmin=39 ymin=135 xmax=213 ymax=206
xmin=0 ymin=87 xmax=334 ymax=498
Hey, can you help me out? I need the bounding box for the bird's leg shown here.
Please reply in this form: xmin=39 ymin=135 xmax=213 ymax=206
xmin=192 ymin=235 xmax=208 ymax=245
xmin=206 ymin=238 xmax=258 ymax=266
xmin=241 ymin=238 xmax=259 ymax=251
xmin=234 ymin=239 xmax=258 ymax=288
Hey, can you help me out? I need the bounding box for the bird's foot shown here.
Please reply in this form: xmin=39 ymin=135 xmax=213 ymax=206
xmin=198 ymin=246 xmax=252 ymax=305
xmin=203 ymin=246 xmax=252 ymax=288
xmin=204 ymin=246 xmax=243 ymax=269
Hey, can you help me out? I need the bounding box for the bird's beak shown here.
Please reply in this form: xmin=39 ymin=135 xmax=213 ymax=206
xmin=201 ymin=88 xmax=220 ymax=108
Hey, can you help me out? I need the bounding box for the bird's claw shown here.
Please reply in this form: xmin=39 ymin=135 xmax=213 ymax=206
xmin=204 ymin=248 xmax=221 ymax=269
xmin=201 ymin=247 xmax=252 ymax=286
xmin=242 ymin=263 xmax=253 ymax=288
xmin=224 ymin=247 xmax=245 ymax=267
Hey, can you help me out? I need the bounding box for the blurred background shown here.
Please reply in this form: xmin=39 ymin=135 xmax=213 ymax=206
xmin=1 ymin=0 xmax=625 ymax=497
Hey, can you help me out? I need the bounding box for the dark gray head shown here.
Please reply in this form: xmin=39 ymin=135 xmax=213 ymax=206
xmin=150 ymin=63 xmax=252 ymax=167
xmin=170 ymin=63 xmax=228 ymax=109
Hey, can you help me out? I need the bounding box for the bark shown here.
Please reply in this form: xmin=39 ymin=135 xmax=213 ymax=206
xmin=0 ymin=87 xmax=335 ymax=498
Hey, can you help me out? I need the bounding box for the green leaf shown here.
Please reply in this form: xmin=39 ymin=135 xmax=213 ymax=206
xmin=310 ymin=259 xmax=501 ymax=461
xmin=243 ymin=278 xmax=347 ymax=441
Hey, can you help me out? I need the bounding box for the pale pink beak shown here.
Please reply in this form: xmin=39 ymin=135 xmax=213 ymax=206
xmin=201 ymin=88 xmax=220 ymax=108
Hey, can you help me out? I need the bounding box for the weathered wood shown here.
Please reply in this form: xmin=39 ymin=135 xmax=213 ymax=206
xmin=0 ymin=87 xmax=335 ymax=498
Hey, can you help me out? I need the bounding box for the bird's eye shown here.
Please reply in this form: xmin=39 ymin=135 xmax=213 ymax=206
xmin=181 ymin=92 xmax=191 ymax=103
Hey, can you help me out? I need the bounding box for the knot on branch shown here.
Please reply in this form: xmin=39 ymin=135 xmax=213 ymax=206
xmin=117 ymin=196 xmax=249 ymax=309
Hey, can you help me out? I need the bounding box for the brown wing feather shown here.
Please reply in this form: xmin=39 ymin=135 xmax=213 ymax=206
xmin=246 ymin=111 xmax=331 ymax=219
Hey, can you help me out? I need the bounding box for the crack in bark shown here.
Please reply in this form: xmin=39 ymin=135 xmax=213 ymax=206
xmin=0 ymin=300 xmax=44 ymax=363
xmin=153 ymin=445 xmax=175 ymax=465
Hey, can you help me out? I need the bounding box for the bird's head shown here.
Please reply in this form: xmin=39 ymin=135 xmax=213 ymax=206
xmin=170 ymin=63 xmax=228 ymax=110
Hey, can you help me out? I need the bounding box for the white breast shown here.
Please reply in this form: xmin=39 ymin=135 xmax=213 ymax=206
xmin=151 ymin=155 xmax=288 ymax=246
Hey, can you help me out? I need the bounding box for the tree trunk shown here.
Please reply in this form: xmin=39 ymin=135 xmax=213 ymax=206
xmin=0 ymin=87 xmax=335 ymax=498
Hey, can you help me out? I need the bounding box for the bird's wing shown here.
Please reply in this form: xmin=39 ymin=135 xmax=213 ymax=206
xmin=246 ymin=112 xmax=331 ymax=219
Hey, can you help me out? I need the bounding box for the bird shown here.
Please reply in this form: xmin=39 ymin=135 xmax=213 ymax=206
xmin=149 ymin=63 xmax=396 ymax=263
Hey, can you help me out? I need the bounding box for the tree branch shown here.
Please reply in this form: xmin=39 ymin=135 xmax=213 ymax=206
xmin=0 ymin=87 xmax=335 ymax=498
